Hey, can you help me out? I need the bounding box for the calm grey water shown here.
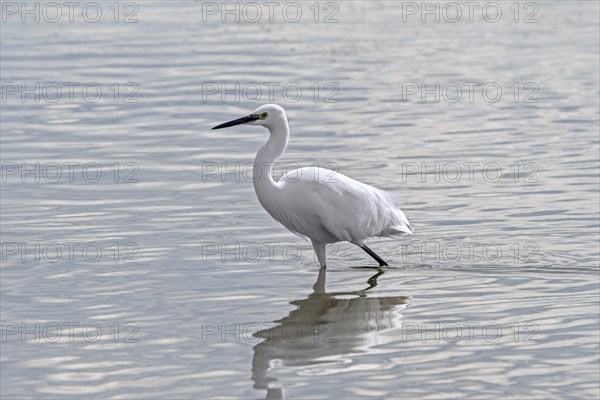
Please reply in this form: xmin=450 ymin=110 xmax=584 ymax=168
xmin=1 ymin=1 xmax=599 ymax=399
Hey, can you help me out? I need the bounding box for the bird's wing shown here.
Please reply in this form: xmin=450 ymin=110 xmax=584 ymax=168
xmin=273 ymin=167 xmax=412 ymax=243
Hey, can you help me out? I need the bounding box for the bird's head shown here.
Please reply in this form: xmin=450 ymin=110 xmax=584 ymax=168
xmin=211 ymin=104 xmax=287 ymax=130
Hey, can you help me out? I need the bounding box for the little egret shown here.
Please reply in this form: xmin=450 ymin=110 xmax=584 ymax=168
xmin=212 ymin=104 xmax=413 ymax=268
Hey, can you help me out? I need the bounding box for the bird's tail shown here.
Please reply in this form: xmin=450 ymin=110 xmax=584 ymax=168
xmin=390 ymin=207 xmax=413 ymax=235
xmin=382 ymin=190 xmax=414 ymax=235
xmin=391 ymin=222 xmax=414 ymax=235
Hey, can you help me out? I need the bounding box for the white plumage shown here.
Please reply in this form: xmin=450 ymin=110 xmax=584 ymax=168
xmin=212 ymin=104 xmax=413 ymax=268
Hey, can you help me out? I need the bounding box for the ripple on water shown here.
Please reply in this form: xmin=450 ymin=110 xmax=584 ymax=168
xmin=1 ymin=1 xmax=599 ymax=399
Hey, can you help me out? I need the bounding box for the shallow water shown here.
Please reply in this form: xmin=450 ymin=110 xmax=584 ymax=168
xmin=1 ymin=1 xmax=599 ymax=399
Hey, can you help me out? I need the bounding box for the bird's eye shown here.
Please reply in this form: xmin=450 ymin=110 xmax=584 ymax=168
xmin=260 ymin=112 xmax=268 ymax=119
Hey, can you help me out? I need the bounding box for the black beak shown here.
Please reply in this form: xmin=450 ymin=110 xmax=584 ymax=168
xmin=211 ymin=114 xmax=259 ymax=130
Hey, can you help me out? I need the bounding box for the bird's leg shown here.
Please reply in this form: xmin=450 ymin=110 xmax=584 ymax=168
xmin=311 ymin=239 xmax=327 ymax=269
xmin=312 ymin=267 xmax=327 ymax=293
xmin=361 ymin=245 xmax=389 ymax=267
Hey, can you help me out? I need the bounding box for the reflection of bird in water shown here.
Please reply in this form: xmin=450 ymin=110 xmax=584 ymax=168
xmin=251 ymin=268 xmax=411 ymax=399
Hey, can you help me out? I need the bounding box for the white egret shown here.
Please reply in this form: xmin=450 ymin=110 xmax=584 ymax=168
xmin=212 ymin=104 xmax=413 ymax=268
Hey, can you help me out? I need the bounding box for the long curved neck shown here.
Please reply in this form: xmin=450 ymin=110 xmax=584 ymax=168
xmin=253 ymin=117 xmax=289 ymax=194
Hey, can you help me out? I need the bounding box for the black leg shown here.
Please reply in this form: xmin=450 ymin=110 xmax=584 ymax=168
xmin=361 ymin=245 xmax=389 ymax=266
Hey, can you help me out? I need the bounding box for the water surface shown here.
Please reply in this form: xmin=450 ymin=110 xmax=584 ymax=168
xmin=1 ymin=1 xmax=599 ymax=399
